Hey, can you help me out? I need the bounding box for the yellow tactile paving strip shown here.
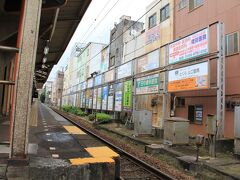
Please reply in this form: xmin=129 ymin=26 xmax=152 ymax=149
xmin=70 ymin=157 xmax=114 ymax=165
xmin=85 ymin=146 xmax=119 ymax=158
xmin=70 ymin=146 xmax=119 ymax=165
xmin=63 ymin=126 xmax=86 ymax=135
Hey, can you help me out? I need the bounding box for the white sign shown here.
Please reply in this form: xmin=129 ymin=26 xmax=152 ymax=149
xmin=94 ymin=75 xmax=102 ymax=86
xmin=92 ymin=89 xmax=97 ymax=109
xmin=117 ymin=61 xmax=132 ymax=79
xmin=97 ymin=88 xmax=102 ymax=110
xmin=107 ymin=96 xmax=114 ymax=111
xmin=137 ymin=50 xmax=159 ymax=73
xmin=82 ymin=81 xmax=86 ymax=90
xmin=87 ymin=78 xmax=93 ymax=88
xmin=169 ymin=28 xmax=208 ymax=64
xmin=107 ymin=85 xmax=114 ymax=111
xmin=168 ymin=62 xmax=209 ymax=92
xmin=115 ymin=91 xmax=122 ymax=111
xmin=104 ymin=69 xmax=115 ymax=83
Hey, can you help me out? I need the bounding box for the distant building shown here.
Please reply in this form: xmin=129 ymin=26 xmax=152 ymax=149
xmin=51 ymin=70 xmax=64 ymax=107
xmin=44 ymin=81 xmax=53 ymax=104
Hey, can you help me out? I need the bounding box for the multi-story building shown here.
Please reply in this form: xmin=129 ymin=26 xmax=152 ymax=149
xmin=62 ymin=42 xmax=106 ymax=107
xmin=51 ymin=70 xmax=64 ymax=107
xmin=109 ymin=15 xmax=144 ymax=69
xmin=124 ymin=0 xmax=174 ymax=129
xmin=44 ymin=81 xmax=53 ymax=104
xmin=172 ymin=0 xmax=240 ymax=138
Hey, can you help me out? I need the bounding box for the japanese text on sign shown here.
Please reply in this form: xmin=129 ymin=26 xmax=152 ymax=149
xmin=136 ymin=74 xmax=159 ymax=95
xmin=168 ymin=62 xmax=209 ymax=92
xmin=169 ymin=28 xmax=208 ymax=64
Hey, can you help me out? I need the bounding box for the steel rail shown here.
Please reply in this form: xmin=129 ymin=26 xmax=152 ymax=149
xmin=53 ymin=109 xmax=174 ymax=180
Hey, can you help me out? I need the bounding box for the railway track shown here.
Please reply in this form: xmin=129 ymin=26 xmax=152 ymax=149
xmin=53 ymin=109 xmax=174 ymax=180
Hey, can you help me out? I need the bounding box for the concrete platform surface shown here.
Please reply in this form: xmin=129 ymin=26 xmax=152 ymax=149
xmin=1 ymin=103 xmax=119 ymax=180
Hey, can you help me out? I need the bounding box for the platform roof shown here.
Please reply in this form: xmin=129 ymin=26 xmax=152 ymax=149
xmin=0 ymin=0 xmax=91 ymax=87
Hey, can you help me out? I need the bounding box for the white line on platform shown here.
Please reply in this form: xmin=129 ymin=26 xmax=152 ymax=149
xmin=44 ymin=129 xmax=49 ymax=131
xmin=46 ymin=133 xmax=51 ymax=136
xmin=52 ymin=154 xmax=59 ymax=158
xmin=49 ymin=147 xmax=56 ymax=150
xmin=44 ymin=125 xmax=48 ymax=128
xmin=62 ymin=132 xmax=70 ymax=135
xmin=47 ymin=139 xmax=53 ymax=142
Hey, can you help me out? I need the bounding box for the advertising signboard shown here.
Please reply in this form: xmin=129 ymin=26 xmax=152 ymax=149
xmin=97 ymin=87 xmax=102 ymax=110
xmin=169 ymin=28 xmax=208 ymax=64
xmin=92 ymin=88 xmax=97 ymax=109
xmin=102 ymin=86 xmax=108 ymax=110
xmin=87 ymin=78 xmax=93 ymax=88
xmin=94 ymin=74 xmax=102 ymax=86
xmin=104 ymin=69 xmax=115 ymax=83
xmin=114 ymin=83 xmax=123 ymax=111
xmin=107 ymin=85 xmax=114 ymax=111
xmin=117 ymin=61 xmax=132 ymax=80
xmin=101 ymin=46 xmax=109 ymax=73
xmin=82 ymin=81 xmax=87 ymax=90
xmin=136 ymin=49 xmax=159 ymax=73
xmin=168 ymin=62 xmax=209 ymax=92
xmin=81 ymin=91 xmax=86 ymax=108
xmin=145 ymin=25 xmax=160 ymax=52
xmin=136 ymin=74 xmax=159 ymax=95
xmin=123 ymin=80 xmax=132 ymax=110
xmin=85 ymin=89 xmax=89 ymax=108
xmin=88 ymin=89 xmax=93 ymax=109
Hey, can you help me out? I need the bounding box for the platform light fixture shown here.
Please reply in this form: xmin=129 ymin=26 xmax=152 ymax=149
xmin=44 ymin=46 xmax=49 ymax=55
xmin=43 ymin=56 xmax=47 ymax=64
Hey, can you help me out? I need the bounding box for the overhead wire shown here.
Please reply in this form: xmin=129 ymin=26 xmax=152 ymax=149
xmin=78 ymin=0 xmax=113 ymax=44
xmin=66 ymin=0 xmax=163 ymax=77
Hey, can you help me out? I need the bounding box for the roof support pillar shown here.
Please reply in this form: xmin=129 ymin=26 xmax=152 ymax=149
xmin=10 ymin=0 xmax=42 ymax=159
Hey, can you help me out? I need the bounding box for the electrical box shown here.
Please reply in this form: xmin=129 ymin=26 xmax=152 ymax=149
xmin=234 ymin=106 xmax=240 ymax=155
xmin=207 ymin=114 xmax=216 ymax=135
xmin=134 ymin=110 xmax=152 ymax=135
xmin=234 ymin=106 xmax=240 ymax=138
xmin=163 ymin=117 xmax=189 ymax=145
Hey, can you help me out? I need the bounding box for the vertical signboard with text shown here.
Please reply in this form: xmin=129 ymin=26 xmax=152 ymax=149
xmin=114 ymin=83 xmax=123 ymax=111
xmin=102 ymin=86 xmax=108 ymax=110
xmin=92 ymin=88 xmax=97 ymax=109
xmin=107 ymin=85 xmax=114 ymax=111
xmin=97 ymin=87 xmax=102 ymax=110
xmin=123 ymin=80 xmax=132 ymax=111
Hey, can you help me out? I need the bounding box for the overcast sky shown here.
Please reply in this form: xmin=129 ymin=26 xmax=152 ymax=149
xmin=47 ymin=0 xmax=151 ymax=82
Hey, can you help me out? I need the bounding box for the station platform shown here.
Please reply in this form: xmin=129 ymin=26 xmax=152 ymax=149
xmin=0 ymin=103 xmax=119 ymax=180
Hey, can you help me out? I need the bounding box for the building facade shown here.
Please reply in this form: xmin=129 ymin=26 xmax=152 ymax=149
xmin=172 ymin=0 xmax=240 ymax=138
xmin=109 ymin=15 xmax=144 ymax=68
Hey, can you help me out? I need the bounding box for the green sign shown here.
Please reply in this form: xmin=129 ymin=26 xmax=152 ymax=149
xmin=123 ymin=80 xmax=132 ymax=109
xmin=136 ymin=74 xmax=159 ymax=95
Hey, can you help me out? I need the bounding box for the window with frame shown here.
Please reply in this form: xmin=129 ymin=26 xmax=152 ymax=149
xmin=178 ymin=0 xmax=187 ymax=10
xmin=225 ymin=32 xmax=239 ymax=56
xmin=189 ymin=0 xmax=204 ymax=11
xmin=148 ymin=13 xmax=157 ymax=29
xmin=110 ymin=56 xmax=115 ymax=67
xmin=176 ymin=97 xmax=185 ymax=107
xmin=160 ymin=4 xmax=170 ymax=22
xmin=188 ymin=105 xmax=203 ymax=123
